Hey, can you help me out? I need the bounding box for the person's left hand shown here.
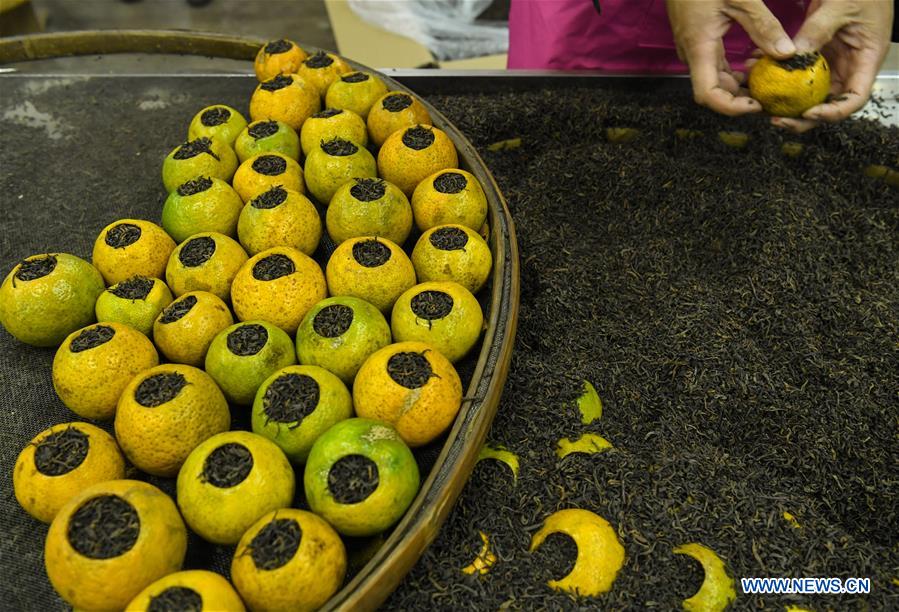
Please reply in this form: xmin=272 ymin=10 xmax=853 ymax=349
xmin=770 ymin=0 xmax=893 ymax=133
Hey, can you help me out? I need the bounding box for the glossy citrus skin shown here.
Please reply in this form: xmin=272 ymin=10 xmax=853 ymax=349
xmin=326 ymin=178 xmax=413 ymax=245
xmin=14 ymin=422 xmax=125 ymax=523
xmin=324 ymin=71 xmax=388 ymax=120
xmin=249 ymin=74 xmax=321 ymax=131
xmin=94 ymin=276 xmax=173 ymax=336
xmin=0 ymin=253 xmax=105 ymax=347
xmin=300 ymin=108 xmax=368 ymax=157
xmin=238 ymin=187 xmax=322 ymax=257
xmin=304 ymin=418 xmax=419 ymax=536
xmin=162 ymin=177 xmax=244 ymax=243
xmin=254 ymin=39 xmax=308 ymax=82
xmin=377 ymin=125 xmax=459 ymax=196
xmin=235 ymin=119 xmax=301 ymax=162
xmin=231 ymin=247 xmax=328 ymax=335
xmin=165 ymin=232 xmax=249 ymax=301
xmin=749 ymin=52 xmax=831 ymax=118
xmin=296 ymin=296 xmax=392 ymax=385
xmin=529 ymin=509 xmax=626 ymax=597
xmin=115 ymin=364 xmax=231 ymax=477
xmin=412 ymin=224 xmax=492 ymax=294
xmin=232 ymin=508 xmax=346 ymax=612
xmin=411 ymin=168 xmax=488 ymax=232
xmin=304 ymin=139 xmax=377 ymax=205
xmin=205 ymin=320 xmax=297 ymax=405
xmin=188 ymin=105 xmax=248 ymax=147
xmin=232 ymin=152 xmax=305 ymax=203
xmin=126 ymin=570 xmax=246 ymax=612
xmin=252 ymin=365 xmax=354 ymax=464
xmin=176 ymin=431 xmax=295 ymax=545
xmin=92 ymin=219 xmax=176 ymax=286
xmin=152 ymin=291 xmax=234 ymax=367
xmin=391 ymin=281 xmax=483 ymax=363
xmin=325 ymin=237 xmax=416 ymax=313
xmin=53 ymin=322 xmax=159 ymax=420
xmin=297 ymin=52 xmax=352 ymax=98
xmin=162 ymin=136 xmax=238 ymax=193
xmin=44 ymin=480 xmax=187 ymax=611
xmin=353 ymin=341 xmax=463 ymax=447
xmin=367 ymin=91 xmax=432 ymax=147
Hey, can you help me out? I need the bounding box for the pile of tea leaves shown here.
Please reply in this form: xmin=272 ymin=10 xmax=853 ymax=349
xmin=387 ymin=87 xmax=898 ymax=609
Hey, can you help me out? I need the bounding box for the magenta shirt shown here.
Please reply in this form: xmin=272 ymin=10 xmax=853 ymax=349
xmin=508 ymin=0 xmax=808 ymax=72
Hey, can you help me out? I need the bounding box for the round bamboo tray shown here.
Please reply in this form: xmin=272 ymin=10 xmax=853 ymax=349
xmin=0 ymin=30 xmax=519 ymax=611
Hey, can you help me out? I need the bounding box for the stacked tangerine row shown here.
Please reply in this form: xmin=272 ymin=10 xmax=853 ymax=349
xmin=1 ymin=40 xmax=495 ymax=611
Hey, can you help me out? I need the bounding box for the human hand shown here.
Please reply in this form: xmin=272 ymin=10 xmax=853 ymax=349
xmin=770 ymin=0 xmax=894 ymax=133
xmin=667 ymin=0 xmax=797 ymax=116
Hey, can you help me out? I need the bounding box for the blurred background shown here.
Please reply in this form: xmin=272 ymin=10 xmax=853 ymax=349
xmin=0 ymin=0 xmax=512 ymax=69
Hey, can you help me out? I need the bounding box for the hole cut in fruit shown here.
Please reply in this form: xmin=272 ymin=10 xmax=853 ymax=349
xmin=109 ymin=277 xmax=154 ymax=300
xmin=260 ymin=75 xmax=293 ymax=92
xmin=252 ymin=254 xmax=296 ymax=281
xmin=252 ymin=155 xmax=287 ymax=176
xmin=305 ymin=51 xmax=333 ymax=69
xmin=174 ymin=137 xmax=219 ymax=161
xmin=69 ymin=325 xmax=115 ymax=352
xmin=264 ymin=39 xmax=292 ymax=54
xmin=410 ymin=290 xmax=453 ymax=321
xmin=327 ymin=454 xmax=379 ymax=504
xmin=158 ymin=295 xmax=197 ymax=324
xmin=402 ymin=126 xmax=435 ymax=151
xmin=249 ymin=517 xmax=302 ymax=570
xmin=778 ymin=51 xmax=821 ymax=71
xmin=313 ymin=304 xmax=354 ymax=338
xmin=34 ymin=426 xmax=90 ymax=476
xmin=350 ymin=178 xmax=386 ymax=202
xmin=201 ymin=107 xmax=231 ymax=127
xmin=16 ymin=255 xmax=58 ymax=281
xmin=179 ymin=237 xmax=216 ymax=268
xmin=313 ymin=108 xmax=344 ymax=119
xmin=177 ymin=176 xmax=213 ymax=197
xmin=147 ymin=586 xmax=203 ymax=612
xmin=135 ymin=372 xmax=188 ymax=407
xmin=67 ymin=495 xmax=140 ymax=559
xmin=352 ymin=239 xmax=391 ymax=268
xmin=342 ymin=72 xmax=370 ymax=83
xmin=433 ymin=172 xmax=467 ymax=194
xmin=321 ymin=138 xmax=358 ymax=157
xmin=430 ymin=227 xmax=468 ymax=251
xmin=105 ymin=224 xmax=142 ymax=249
xmin=227 ymin=323 xmax=268 ymax=356
xmin=249 ymin=120 xmax=280 ymax=139
xmin=263 ymin=373 xmax=321 ymax=427
xmin=383 ymin=93 xmax=413 ymax=112
xmin=387 ymin=351 xmax=434 ymax=389
xmin=201 ymin=442 xmax=254 ymax=488
xmin=252 ymin=186 xmax=288 ymax=209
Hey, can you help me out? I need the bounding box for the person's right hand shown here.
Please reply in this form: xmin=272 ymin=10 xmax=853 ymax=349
xmin=771 ymin=0 xmax=894 ymax=133
xmin=667 ymin=0 xmax=797 ymax=116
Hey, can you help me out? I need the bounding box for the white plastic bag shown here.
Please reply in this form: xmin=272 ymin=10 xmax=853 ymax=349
xmin=348 ymin=0 xmax=509 ymax=61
